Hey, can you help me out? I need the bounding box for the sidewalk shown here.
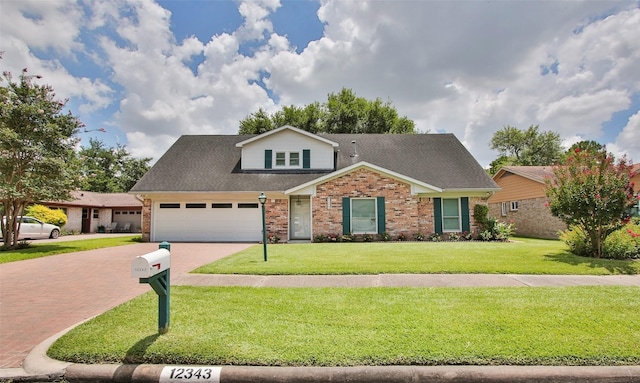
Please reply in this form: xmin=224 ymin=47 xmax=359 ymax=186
xmin=1 ymin=242 xmax=639 ymax=382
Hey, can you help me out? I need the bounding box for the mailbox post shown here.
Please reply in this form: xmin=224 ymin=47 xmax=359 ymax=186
xmin=132 ymin=242 xmax=171 ymax=334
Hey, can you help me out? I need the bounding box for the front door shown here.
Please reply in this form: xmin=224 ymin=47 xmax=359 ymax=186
xmin=81 ymin=208 xmax=91 ymax=233
xmin=290 ymin=196 xmax=311 ymax=240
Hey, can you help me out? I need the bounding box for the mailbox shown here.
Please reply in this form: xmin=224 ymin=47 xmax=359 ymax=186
xmin=132 ymin=245 xmax=171 ymax=334
xmin=131 ymin=249 xmax=170 ymax=278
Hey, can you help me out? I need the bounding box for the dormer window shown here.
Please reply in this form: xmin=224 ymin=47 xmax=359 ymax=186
xmin=275 ymin=151 xmax=301 ymax=168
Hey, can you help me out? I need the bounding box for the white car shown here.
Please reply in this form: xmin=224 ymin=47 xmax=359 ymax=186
xmin=2 ymin=216 xmax=61 ymax=240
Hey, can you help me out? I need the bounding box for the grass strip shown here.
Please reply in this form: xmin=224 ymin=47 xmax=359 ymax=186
xmin=49 ymin=285 xmax=640 ymax=366
xmin=0 ymin=236 xmax=142 ymax=264
xmin=194 ymin=238 xmax=640 ymax=275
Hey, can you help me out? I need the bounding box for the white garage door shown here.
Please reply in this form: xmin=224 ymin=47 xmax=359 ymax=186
xmin=152 ymin=202 xmax=262 ymax=242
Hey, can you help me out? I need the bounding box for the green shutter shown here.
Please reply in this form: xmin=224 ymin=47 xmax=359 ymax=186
xmin=376 ymin=197 xmax=385 ymax=234
xmin=303 ymin=149 xmax=310 ymax=169
xmin=265 ymin=150 xmax=272 ymax=169
xmin=461 ymin=197 xmax=470 ymax=232
xmin=342 ymin=197 xmax=351 ymax=235
xmin=434 ymin=198 xmax=443 ymax=234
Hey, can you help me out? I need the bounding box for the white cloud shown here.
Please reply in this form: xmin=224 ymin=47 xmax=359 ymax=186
xmin=2 ymin=0 xmax=639 ymax=167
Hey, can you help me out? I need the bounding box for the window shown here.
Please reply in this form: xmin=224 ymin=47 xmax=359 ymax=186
xmin=510 ymin=201 xmax=519 ymax=211
xmin=289 ymin=152 xmax=300 ymax=166
xmin=273 ymin=151 xmax=301 ymax=168
xmin=351 ymin=198 xmax=377 ymax=233
xmin=501 ymin=202 xmax=507 ymax=217
xmin=159 ymin=203 xmax=180 ymax=209
xmin=212 ymin=203 xmax=232 ymax=209
xmin=238 ymin=203 xmax=259 ymax=208
xmin=93 ymin=209 xmax=99 ymax=219
xmin=186 ymin=203 xmax=206 ymax=209
xmin=442 ymin=198 xmax=461 ymax=232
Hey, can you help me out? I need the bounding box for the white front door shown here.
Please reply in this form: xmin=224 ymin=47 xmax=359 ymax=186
xmin=290 ymin=197 xmax=311 ymax=240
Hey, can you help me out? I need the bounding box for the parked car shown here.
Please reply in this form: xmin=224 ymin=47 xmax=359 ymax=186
xmin=1 ymin=216 xmax=61 ymax=240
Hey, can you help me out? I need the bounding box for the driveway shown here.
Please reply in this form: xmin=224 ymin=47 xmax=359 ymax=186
xmin=0 ymin=242 xmax=253 ymax=368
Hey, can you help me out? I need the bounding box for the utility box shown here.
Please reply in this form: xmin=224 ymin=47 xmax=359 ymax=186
xmin=131 ymin=249 xmax=170 ymax=278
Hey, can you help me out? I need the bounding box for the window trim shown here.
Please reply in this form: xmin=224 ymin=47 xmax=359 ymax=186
xmin=510 ymin=201 xmax=519 ymax=211
xmin=350 ymin=198 xmax=377 ymax=234
xmin=273 ymin=151 xmax=302 ymax=169
xmin=441 ymin=198 xmax=461 ymax=232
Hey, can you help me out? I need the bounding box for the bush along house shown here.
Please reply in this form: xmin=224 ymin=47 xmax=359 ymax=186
xmin=129 ymin=126 xmax=500 ymax=242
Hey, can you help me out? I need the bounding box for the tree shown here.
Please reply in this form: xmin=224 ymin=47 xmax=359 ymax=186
xmin=489 ymin=125 xmax=563 ymax=173
xmin=238 ymin=88 xmax=415 ymax=134
xmin=545 ymin=148 xmax=636 ymax=258
xmin=78 ymin=138 xmax=151 ymax=193
xmin=0 ymin=67 xmax=82 ymax=249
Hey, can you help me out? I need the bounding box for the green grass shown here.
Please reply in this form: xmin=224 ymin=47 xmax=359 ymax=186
xmin=48 ymin=285 xmax=640 ymax=366
xmin=0 ymin=236 xmax=143 ymax=264
xmin=194 ymin=238 xmax=640 ymax=275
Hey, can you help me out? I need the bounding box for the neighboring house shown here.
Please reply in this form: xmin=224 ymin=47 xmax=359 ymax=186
xmin=488 ymin=166 xmax=566 ymax=239
xmin=130 ymin=126 xmax=500 ymax=243
xmin=44 ymin=190 xmax=142 ymax=233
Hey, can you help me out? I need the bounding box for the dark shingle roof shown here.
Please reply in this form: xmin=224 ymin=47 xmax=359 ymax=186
xmin=130 ymin=133 xmax=498 ymax=193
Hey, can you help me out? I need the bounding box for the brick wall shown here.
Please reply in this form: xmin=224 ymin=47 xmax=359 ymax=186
xmin=265 ymin=198 xmax=288 ymax=242
xmin=488 ymin=197 xmax=566 ymax=239
xmin=313 ymin=169 xmax=422 ymax=238
xmin=142 ymin=198 xmax=151 ymax=242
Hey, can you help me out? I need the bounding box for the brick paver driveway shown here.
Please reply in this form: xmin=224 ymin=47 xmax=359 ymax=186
xmin=0 ymin=242 xmax=252 ymax=368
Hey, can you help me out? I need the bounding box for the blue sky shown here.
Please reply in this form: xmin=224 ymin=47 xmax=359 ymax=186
xmin=1 ymin=0 xmax=639 ymax=167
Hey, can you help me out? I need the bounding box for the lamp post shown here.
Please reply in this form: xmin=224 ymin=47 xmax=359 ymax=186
xmin=258 ymin=192 xmax=268 ymax=262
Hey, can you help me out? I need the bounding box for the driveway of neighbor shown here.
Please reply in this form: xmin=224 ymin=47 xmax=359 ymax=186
xmin=0 ymin=241 xmax=253 ymax=368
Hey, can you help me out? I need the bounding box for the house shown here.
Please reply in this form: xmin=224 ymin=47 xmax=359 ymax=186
xmin=487 ymin=166 xmax=565 ymax=239
xmin=631 ymin=163 xmax=640 ymax=216
xmin=44 ymin=190 xmax=142 ymax=233
xmin=488 ymin=163 xmax=640 ymax=239
xmin=130 ymin=126 xmax=500 ymax=242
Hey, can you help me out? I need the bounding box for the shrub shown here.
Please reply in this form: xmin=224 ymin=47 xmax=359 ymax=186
xmin=430 ymin=233 xmax=442 ymax=242
xmin=603 ymin=224 xmax=640 ymax=259
xmin=363 ymin=234 xmax=373 ymax=242
xmin=313 ymin=234 xmax=327 ymax=243
xmin=473 ymin=204 xmax=489 ymax=229
xmin=397 ymin=232 xmax=407 ymax=241
xmin=379 ymin=232 xmax=391 ymax=242
xmin=24 ymin=204 xmax=67 ymax=227
xmin=339 ymin=233 xmax=354 ymax=242
xmin=414 ymin=232 xmax=425 ymax=241
xmin=268 ymin=235 xmax=280 ymax=244
xmin=559 ymin=227 xmax=591 ymax=257
xmin=447 ymin=232 xmax=461 ymax=241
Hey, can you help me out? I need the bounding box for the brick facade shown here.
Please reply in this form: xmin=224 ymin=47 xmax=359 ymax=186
xmin=142 ymin=198 xmax=151 ymax=242
xmin=265 ymin=198 xmax=288 ymax=241
xmin=488 ymin=197 xmax=566 ymax=239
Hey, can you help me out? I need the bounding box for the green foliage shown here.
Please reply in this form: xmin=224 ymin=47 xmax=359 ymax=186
xmin=0 ymin=66 xmax=82 ymax=249
xmin=489 ymin=125 xmax=563 ymax=174
xmin=473 ymin=204 xmax=489 ymax=229
xmin=78 ymin=138 xmax=151 ymax=192
xmin=546 ymin=148 xmax=636 ymax=258
xmin=559 ymin=227 xmax=592 ymax=258
xmin=603 ymin=224 xmax=640 ymax=260
xmin=25 ymin=204 xmax=67 ymax=227
xmin=479 ymin=217 xmax=515 ymax=241
xmin=238 ymin=88 xmax=415 ymax=134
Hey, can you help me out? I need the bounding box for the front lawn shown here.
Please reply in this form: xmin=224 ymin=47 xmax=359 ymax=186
xmin=0 ymin=236 xmax=143 ymax=264
xmin=194 ymin=238 xmax=640 ymax=275
xmin=48 ymin=285 xmax=640 ymax=366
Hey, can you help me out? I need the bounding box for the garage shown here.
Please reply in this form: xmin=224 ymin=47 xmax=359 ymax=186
xmin=152 ymin=201 xmax=262 ymax=242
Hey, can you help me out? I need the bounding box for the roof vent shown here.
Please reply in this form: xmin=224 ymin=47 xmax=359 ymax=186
xmin=350 ymin=140 xmax=359 ymax=158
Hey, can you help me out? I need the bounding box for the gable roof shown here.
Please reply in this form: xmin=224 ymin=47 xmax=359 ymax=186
xmin=493 ymin=166 xmax=556 ymax=184
xmin=130 ymin=133 xmax=499 ymax=194
xmin=235 ymin=125 xmax=339 ymax=148
xmin=46 ymin=191 xmax=142 ymax=208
